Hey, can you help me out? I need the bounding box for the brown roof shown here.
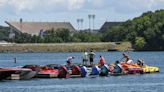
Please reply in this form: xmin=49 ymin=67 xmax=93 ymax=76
xmin=5 ymin=21 xmax=76 ymax=35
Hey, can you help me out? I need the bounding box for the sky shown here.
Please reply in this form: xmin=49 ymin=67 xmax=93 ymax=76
xmin=0 ymin=0 xmax=164 ymax=29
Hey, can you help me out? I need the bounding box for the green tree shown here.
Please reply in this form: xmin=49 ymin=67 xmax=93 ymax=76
xmin=135 ymin=37 xmax=146 ymax=50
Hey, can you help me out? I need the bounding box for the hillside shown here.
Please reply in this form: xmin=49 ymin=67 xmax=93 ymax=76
xmin=102 ymin=9 xmax=164 ymax=51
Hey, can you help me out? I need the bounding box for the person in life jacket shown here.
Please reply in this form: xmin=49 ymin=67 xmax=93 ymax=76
xmin=66 ymin=56 xmax=75 ymax=70
xmin=98 ymin=55 xmax=106 ymax=66
xmin=82 ymin=51 xmax=88 ymax=66
xmin=113 ymin=61 xmax=123 ymax=73
xmin=122 ymin=53 xmax=133 ymax=64
xmin=137 ymin=59 xmax=144 ymax=67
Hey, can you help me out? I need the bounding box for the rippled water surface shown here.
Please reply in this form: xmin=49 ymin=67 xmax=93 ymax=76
xmin=0 ymin=51 xmax=164 ymax=92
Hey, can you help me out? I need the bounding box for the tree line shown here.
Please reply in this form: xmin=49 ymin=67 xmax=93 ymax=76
xmin=101 ymin=9 xmax=164 ymax=50
xmin=0 ymin=9 xmax=164 ymax=50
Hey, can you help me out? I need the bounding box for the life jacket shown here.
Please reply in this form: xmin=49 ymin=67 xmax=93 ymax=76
xmin=80 ymin=66 xmax=88 ymax=77
xmin=91 ymin=66 xmax=100 ymax=75
xmin=99 ymin=64 xmax=109 ymax=76
xmin=71 ymin=66 xmax=81 ymax=75
xmin=113 ymin=64 xmax=122 ymax=73
xmin=58 ymin=66 xmax=69 ymax=78
xmin=99 ymin=57 xmax=106 ymax=66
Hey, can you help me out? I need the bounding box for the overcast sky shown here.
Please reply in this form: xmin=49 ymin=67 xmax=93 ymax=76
xmin=0 ymin=0 xmax=164 ymax=29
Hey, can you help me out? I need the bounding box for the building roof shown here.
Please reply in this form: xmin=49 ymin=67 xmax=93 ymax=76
xmin=5 ymin=21 xmax=76 ymax=35
xmin=100 ymin=22 xmax=123 ymax=32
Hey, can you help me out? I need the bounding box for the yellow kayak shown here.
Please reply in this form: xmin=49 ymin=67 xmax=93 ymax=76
xmin=142 ymin=65 xmax=160 ymax=73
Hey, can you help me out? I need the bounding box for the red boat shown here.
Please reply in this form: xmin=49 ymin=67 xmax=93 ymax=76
xmin=23 ymin=65 xmax=59 ymax=78
xmin=35 ymin=67 xmax=59 ymax=78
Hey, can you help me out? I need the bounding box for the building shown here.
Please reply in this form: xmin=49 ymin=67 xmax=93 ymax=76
xmin=5 ymin=20 xmax=76 ymax=36
xmin=100 ymin=22 xmax=123 ymax=32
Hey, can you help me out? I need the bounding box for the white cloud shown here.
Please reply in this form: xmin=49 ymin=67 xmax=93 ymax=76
xmin=68 ymin=0 xmax=85 ymax=10
xmin=87 ymin=0 xmax=106 ymax=8
xmin=0 ymin=0 xmax=164 ymax=15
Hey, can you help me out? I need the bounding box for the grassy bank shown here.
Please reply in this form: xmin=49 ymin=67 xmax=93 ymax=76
xmin=0 ymin=42 xmax=132 ymax=52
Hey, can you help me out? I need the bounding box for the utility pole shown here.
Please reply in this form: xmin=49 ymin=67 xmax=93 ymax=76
xmin=80 ymin=19 xmax=83 ymax=31
xmin=88 ymin=15 xmax=92 ymax=31
xmin=77 ymin=19 xmax=80 ymax=31
xmin=92 ymin=14 xmax=95 ymax=31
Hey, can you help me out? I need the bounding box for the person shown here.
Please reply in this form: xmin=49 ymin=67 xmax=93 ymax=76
xmin=98 ymin=55 xmax=106 ymax=66
xmin=14 ymin=57 xmax=17 ymax=63
xmin=88 ymin=50 xmax=95 ymax=66
xmin=113 ymin=61 xmax=122 ymax=73
xmin=122 ymin=53 xmax=129 ymax=62
xmin=65 ymin=56 xmax=75 ymax=70
xmin=137 ymin=59 xmax=144 ymax=66
xmin=82 ymin=51 xmax=88 ymax=66
xmin=67 ymin=56 xmax=75 ymax=63
xmin=122 ymin=53 xmax=133 ymax=64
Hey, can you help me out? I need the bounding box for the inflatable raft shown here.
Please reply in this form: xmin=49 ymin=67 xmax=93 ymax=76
xmin=121 ymin=63 xmax=143 ymax=74
xmin=142 ymin=65 xmax=159 ymax=73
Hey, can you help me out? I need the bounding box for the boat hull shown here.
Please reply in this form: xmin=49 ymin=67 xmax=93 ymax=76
xmin=0 ymin=69 xmax=15 ymax=80
xmin=5 ymin=68 xmax=36 ymax=80
xmin=36 ymin=69 xmax=58 ymax=78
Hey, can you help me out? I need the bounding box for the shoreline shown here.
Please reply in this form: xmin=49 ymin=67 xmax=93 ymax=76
xmin=0 ymin=42 xmax=132 ymax=53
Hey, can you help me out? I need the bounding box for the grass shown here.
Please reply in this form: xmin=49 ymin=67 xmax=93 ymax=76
xmin=0 ymin=42 xmax=132 ymax=52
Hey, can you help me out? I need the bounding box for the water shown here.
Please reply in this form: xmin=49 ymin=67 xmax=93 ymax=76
xmin=0 ymin=51 xmax=164 ymax=92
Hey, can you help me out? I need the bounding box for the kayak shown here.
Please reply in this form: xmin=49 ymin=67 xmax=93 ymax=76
xmin=121 ymin=63 xmax=143 ymax=74
xmin=142 ymin=65 xmax=160 ymax=73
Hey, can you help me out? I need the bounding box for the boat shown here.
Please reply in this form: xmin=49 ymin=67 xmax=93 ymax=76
xmin=5 ymin=68 xmax=37 ymax=80
xmin=109 ymin=72 xmax=127 ymax=76
xmin=23 ymin=65 xmax=59 ymax=78
xmin=121 ymin=63 xmax=143 ymax=74
xmin=35 ymin=68 xmax=59 ymax=78
xmin=142 ymin=65 xmax=160 ymax=73
xmin=23 ymin=65 xmax=41 ymax=72
xmin=46 ymin=64 xmax=61 ymax=69
xmin=0 ymin=68 xmax=15 ymax=80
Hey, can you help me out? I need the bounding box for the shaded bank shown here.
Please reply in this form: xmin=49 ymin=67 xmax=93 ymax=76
xmin=0 ymin=42 xmax=132 ymax=53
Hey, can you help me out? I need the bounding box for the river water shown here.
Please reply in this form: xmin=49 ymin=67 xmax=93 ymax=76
xmin=0 ymin=51 xmax=164 ymax=92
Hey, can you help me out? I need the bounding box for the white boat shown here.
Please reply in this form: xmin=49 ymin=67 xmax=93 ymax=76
xmin=5 ymin=68 xmax=37 ymax=80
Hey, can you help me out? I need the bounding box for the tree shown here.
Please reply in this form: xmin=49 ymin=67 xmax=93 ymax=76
xmin=134 ymin=37 xmax=146 ymax=50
